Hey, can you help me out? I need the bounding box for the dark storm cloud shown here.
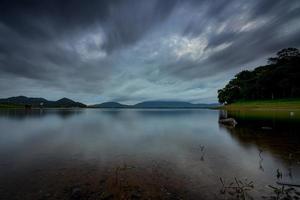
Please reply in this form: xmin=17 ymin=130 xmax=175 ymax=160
xmin=204 ymin=3 xmax=300 ymax=71
xmin=0 ymin=0 xmax=300 ymax=103
xmin=156 ymin=0 xmax=300 ymax=80
xmin=0 ymin=0 xmax=178 ymax=80
xmin=101 ymin=0 xmax=178 ymax=52
xmin=0 ymin=0 xmax=178 ymax=51
xmin=0 ymin=0 xmax=111 ymax=39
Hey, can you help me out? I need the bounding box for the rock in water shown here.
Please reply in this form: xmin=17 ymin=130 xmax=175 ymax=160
xmin=261 ymin=126 xmax=272 ymax=130
xmin=219 ymin=118 xmax=237 ymax=127
xmin=71 ymin=187 xmax=82 ymax=199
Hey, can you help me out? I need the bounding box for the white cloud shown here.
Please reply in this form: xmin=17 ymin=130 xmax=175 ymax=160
xmin=74 ymin=28 xmax=107 ymax=60
xmin=169 ymin=35 xmax=208 ymax=60
xmin=240 ymin=18 xmax=268 ymax=32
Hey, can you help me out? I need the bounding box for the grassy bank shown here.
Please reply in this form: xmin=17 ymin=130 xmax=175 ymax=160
xmin=220 ymin=99 xmax=300 ymax=110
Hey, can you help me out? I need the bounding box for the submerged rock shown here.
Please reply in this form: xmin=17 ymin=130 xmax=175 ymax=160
xmin=131 ymin=190 xmax=142 ymax=199
xmin=100 ymin=191 xmax=113 ymax=200
xmin=219 ymin=118 xmax=237 ymax=127
xmin=261 ymin=126 xmax=272 ymax=130
xmin=71 ymin=187 xmax=82 ymax=200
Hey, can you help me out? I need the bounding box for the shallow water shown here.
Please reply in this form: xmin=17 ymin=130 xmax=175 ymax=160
xmin=0 ymin=108 xmax=299 ymax=199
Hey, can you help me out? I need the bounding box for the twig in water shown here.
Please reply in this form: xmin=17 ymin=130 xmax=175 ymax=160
xmin=276 ymin=169 xmax=283 ymax=179
xmin=258 ymin=149 xmax=264 ymax=171
xmin=264 ymin=184 xmax=300 ymax=200
xmin=219 ymin=177 xmax=254 ymax=200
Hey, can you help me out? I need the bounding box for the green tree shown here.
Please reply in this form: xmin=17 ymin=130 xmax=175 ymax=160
xmin=218 ymin=47 xmax=300 ymax=104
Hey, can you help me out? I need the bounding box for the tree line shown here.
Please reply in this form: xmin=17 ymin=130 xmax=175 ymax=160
xmin=218 ymin=48 xmax=300 ymax=104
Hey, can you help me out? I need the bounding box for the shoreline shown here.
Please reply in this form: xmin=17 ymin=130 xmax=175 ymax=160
xmin=216 ymin=99 xmax=300 ymax=111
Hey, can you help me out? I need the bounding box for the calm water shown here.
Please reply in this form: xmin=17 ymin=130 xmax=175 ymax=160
xmin=0 ymin=109 xmax=299 ymax=199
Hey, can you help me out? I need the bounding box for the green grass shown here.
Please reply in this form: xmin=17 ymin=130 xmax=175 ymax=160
xmin=220 ymin=98 xmax=300 ymax=110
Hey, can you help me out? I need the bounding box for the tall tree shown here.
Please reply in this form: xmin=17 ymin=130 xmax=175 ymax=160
xmin=218 ymin=48 xmax=300 ymax=104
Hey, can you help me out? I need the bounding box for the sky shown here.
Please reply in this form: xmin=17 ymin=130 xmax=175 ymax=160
xmin=0 ymin=0 xmax=300 ymax=104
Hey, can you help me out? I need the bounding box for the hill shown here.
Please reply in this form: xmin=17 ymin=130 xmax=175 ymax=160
xmin=89 ymin=102 xmax=130 ymax=108
xmin=90 ymin=101 xmax=219 ymax=108
xmin=0 ymin=96 xmax=86 ymax=108
xmin=133 ymin=101 xmax=217 ymax=108
xmin=51 ymin=98 xmax=86 ymax=107
xmin=0 ymin=97 xmax=218 ymax=109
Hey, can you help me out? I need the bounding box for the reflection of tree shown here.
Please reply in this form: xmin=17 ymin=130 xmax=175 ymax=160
xmin=219 ymin=111 xmax=300 ymax=163
xmin=0 ymin=109 xmax=83 ymax=120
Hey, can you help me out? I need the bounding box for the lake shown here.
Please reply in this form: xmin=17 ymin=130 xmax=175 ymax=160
xmin=0 ymin=108 xmax=299 ymax=199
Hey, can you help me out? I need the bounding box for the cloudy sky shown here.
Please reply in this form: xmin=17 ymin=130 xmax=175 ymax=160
xmin=0 ymin=0 xmax=300 ymax=104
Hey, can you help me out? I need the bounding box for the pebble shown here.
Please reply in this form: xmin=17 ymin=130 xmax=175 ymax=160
xmin=100 ymin=191 xmax=113 ymax=200
xmin=71 ymin=187 xmax=82 ymax=199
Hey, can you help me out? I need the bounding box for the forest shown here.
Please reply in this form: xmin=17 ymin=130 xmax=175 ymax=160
xmin=218 ymin=48 xmax=300 ymax=104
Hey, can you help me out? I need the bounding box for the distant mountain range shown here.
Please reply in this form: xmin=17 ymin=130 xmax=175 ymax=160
xmin=90 ymin=101 xmax=219 ymax=108
xmin=89 ymin=102 xmax=130 ymax=108
xmin=0 ymin=96 xmax=219 ymax=109
xmin=0 ymin=96 xmax=86 ymax=108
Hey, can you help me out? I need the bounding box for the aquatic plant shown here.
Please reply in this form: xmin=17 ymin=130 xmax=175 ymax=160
xmin=276 ymin=169 xmax=283 ymax=179
xmin=219 ymin=177 xmax=254 ymax=200
xmin=259 ymin=148 xmax=264 ymax=172
xmin=199 ymin=145 xmax=205 ymax=161
xmin=263 ymin=184 xmax=300 ymax=200
xmin=288 ymin=153 xmax=293 ymax=179
xmin=262 ymin=166 xmax=300 ymax=200
xmin=114 ymin=163 xmax=136 ymax=186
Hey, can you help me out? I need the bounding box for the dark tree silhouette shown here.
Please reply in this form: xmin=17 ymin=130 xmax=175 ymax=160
xmin=218 ymin=48 xmax=300 ymax=104
xmin=268 ymin=48 xmax=300 ymax=64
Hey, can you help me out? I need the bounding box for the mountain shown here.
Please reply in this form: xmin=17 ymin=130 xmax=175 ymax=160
xmin=90 ymin=101 xmax=219 ymax=108
xmin=0 ymin=96 xmax=218 ymax=109
xmin=133 ymin=101 xmax=219 ymax=108
xmin=52 ymin=98 xmax=86 ymax=107
xmin=0 ymin=96 xmax=49 ymax=105
xmin=89 ymin=102 xmax=129 ymax=108
xmin=0 ymin=96 xmax=86 ymax=108
xmin=134 ymin=101 xmax=195 ymax=108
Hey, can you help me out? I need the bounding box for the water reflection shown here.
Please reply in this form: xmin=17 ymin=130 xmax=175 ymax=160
xmin=0 ymin=108 xmax=84 ymax=119
xmin=0 ymin=109 xmax=299 ymax=199
xmin=220 ymin=110 xmax=300 ymax=162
